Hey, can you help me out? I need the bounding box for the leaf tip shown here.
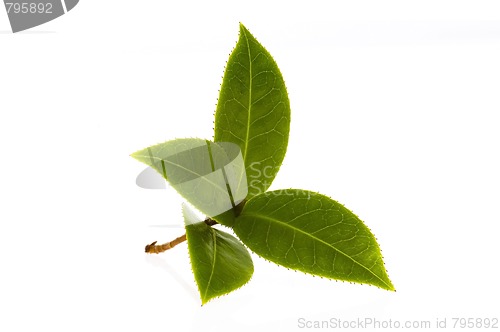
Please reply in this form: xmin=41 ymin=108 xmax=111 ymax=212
xmin=378 ymin=276 xmax=396 ymax=292
xmin=129 ymin=150 xmax=141 ymax=161
xmin=239 ymin=22 xmax=249 ymax=34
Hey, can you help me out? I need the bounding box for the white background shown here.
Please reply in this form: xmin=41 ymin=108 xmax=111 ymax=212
xmin=1 ymin=1 xmax=499 ymax=331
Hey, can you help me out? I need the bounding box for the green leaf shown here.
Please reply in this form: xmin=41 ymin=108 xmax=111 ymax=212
xmin=233 ymin=190 xmax=395 ymax=291
xmin=183 ymin=204 xmax=254 ymax=305
xmin=214 ymin=23 xmax=291 ymax=198
xmin=131 ymin=138 xmax=248 ymax=226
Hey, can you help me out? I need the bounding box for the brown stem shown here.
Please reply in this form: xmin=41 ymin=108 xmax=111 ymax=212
xmin=145 ymin=218 xmax=218 ymax=254
xmin=204 ymin=218 xmax=218 ymax=226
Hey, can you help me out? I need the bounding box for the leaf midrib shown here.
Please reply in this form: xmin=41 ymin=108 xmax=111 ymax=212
xmin=242 ymin=27 xmax=252 ymax=163
xmin=203 ymin=228 xmax=218 ymax=301
xmin=137 ymin=153 xmax=229 ymax=196
xmin=241 ymin=212 xmax=392 ymax=289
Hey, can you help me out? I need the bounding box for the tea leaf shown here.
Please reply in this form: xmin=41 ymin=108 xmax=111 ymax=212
xmin=131 ymin=139 xmax=247 ymax=226
xmin=233 ymin=190 xmax=395 ymax=290
xmin=183 ymin=205 xmax=254 ymax=305
xmin=214 ymin=23 xmax=291 ymax=198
